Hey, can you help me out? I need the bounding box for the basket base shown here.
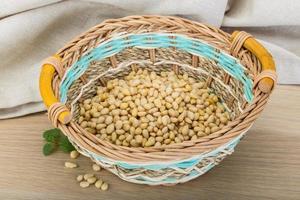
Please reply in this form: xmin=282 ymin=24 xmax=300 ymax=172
xmin=68 ymin=133 xmax=245 ymax=185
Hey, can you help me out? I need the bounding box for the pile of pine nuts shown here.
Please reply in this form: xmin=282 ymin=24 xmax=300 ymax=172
xmin=65 ymin=150 xmax=109 ymax=191
xmin=78 ymin=69 xmax=230 ymax=147
xmin=77 ymin=173 xmax=109 ymax=191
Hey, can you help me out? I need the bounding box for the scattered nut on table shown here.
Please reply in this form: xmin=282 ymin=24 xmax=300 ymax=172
xmin=92 ymin=163 xmax=101 ymax=171
xmin=76 ymin=174 xmax=83 ymax=182
xmin=79 ymin=181 xmax=90 ymax=188
xmin=95 ymin=179 xmax=103 ymax=189
xmin=87 ymin=176 xmax=97 ymax=184
xmin=100 ymin=182 xmax=109 ymax=191
xmin=70 ymin=150 xmax=80 ymax=159
xmin=64 ymin=162 xmax=77 ymax=168
xmin=83 ymin=173 xmax=94 ymax=180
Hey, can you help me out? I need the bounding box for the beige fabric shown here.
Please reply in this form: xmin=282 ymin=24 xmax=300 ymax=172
xmin=223 ymin=0 xmax=300 ymax=26
xmin=0 ymin=0 xmax=299 ymax=119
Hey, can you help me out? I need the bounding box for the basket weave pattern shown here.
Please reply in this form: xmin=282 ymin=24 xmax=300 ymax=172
xmin=42 ymin=16 xmax=276 ymax=185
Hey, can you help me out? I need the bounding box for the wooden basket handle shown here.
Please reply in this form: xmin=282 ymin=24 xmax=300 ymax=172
xmin=231 ymin=31 xmax=277 ymax=93
xmin=39 ymin=55 xmax=71 ymax=124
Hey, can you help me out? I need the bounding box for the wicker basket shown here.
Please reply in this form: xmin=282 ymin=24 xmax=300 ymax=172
xmin=39 ymin=15 xmax=277 ymax=185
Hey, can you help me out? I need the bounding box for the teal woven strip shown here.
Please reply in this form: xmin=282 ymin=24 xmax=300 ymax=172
xmin=59 ymin=33 xmax=253 ymax=103
xmin=137 ymin=163 xmax=215 ymax=184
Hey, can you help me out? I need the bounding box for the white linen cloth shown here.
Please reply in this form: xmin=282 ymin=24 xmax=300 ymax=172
xmin=0 ymin=0 xmax=299 ymax=119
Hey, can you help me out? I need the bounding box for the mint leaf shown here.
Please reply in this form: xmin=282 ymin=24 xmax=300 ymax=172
xmin=42 ymin=128 xmax=75 ymax=156
xmin=59 ymin=135 xmax=75 ymax=153
xmin=43 ymin=128 xmax=61 ymax=143
xmin=43 ymin=142 xmax=56 ymax=156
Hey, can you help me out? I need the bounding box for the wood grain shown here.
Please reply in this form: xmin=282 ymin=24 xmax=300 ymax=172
xmin=0 ymin=85 xmax=299 ymax=200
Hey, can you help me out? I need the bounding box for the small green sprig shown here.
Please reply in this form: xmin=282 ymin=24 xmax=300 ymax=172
xmin=42 ymin=128 xmax=75 ymax=156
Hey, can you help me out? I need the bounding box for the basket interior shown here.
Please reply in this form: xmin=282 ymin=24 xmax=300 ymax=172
xmin=60 ymin=33 xmax=253 ymax=124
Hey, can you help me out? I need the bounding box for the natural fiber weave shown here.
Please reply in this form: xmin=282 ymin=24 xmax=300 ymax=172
xmin=41 ymin=15 xmax=276 ymax=185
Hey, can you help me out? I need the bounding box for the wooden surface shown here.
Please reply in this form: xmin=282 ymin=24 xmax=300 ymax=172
xmin=0 ymin=85 xmax=299 ymax=200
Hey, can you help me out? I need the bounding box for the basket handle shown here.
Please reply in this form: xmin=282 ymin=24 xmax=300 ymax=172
xmin=231 ymin=31 xmax=277 ymax=93
xmin=39 ymin=55 xmax=71 ymax=124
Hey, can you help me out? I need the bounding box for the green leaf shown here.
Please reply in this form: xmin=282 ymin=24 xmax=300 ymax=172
xmin=43 ymin=128 xmax=61 ymax=143
xmin=43 ymin=142 xmax=56 ymax=156
xmin=42 ymin=128 xmax=75 ymax=155
xmin=59 ymin=135 xmax=75 ymax=153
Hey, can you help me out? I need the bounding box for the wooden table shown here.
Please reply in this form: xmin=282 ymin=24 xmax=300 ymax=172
xmin=0 ymin=85 xmax=299 ymax=200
